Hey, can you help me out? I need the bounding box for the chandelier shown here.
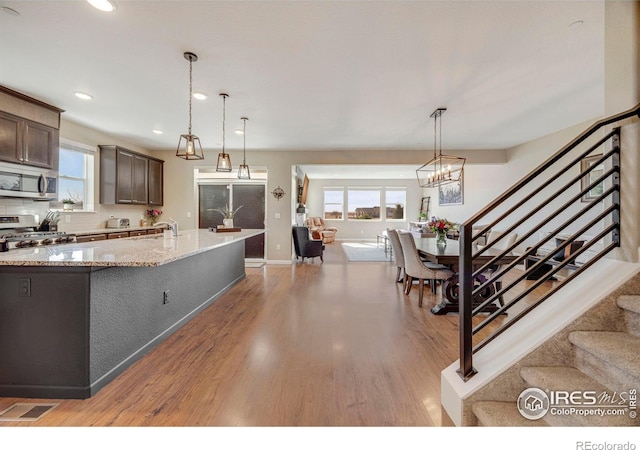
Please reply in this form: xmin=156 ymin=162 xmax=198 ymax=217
xmin=416 ymin=108 xmax=465 ymax=188
xmin=237 ymin=117 xmax=251 ymax=179
xmin=176 ymin=52 xmax=204 ymax=160
xmin=216 ymin=93 xmax=232 ymax=172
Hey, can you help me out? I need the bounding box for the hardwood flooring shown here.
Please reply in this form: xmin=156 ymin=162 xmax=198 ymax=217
xmin=0 ymin=241 xmax=553 ymax=428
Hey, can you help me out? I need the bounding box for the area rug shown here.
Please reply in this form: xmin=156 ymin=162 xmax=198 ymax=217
xmin=341 ymin=242 xmax=392 ymax=262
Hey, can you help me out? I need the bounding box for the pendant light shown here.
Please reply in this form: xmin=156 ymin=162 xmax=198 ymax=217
xmin=176 ymin=52 xmax=204 ymax=160
xmin=216 ymin=93 xmax=232 ymax=172
xmin=237 ymin=117 xmax=251 ymax=179
xmin=416 ymin=107 xmax=465 ymax=188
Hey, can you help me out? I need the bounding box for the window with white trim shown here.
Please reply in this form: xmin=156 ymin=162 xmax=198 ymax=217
xmin=323 ymin=187 xmax=344 ymax=220
xmin=55 ymin=139 xmax=95 ymax=211
xmin=385 ymin=188 xmax=406 ymax=220
xmin=347 ymin=188 xmax=381 ymax=220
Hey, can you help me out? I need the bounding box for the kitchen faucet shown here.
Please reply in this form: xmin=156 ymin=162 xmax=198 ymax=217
xmin=154 ymin=218 xmax=178 ymax=237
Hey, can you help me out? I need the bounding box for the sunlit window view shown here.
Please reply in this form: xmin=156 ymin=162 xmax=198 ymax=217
xmin=55 ymin=145 xmax=94 ymax=211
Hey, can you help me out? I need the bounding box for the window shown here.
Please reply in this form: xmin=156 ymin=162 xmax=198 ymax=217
xmin=347 ymin=188 xmax=381 ymax=220
xmin=385 ymin=189 xmax=406 ymax=220
xmin=323 ymin=188 xmax=344 ymax=219
xmin=55 ymin=139 xmax=95 ymax=211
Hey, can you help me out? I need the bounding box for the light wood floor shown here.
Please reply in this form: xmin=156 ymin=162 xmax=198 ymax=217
xmin=0 ymin=241 xmax=553 ymax=427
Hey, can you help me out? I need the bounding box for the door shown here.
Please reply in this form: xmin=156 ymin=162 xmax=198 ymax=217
xmin=198 ymin=184 xmax=265 ymax=259
xmin=232 ymin=184 xmax=266 ymax=259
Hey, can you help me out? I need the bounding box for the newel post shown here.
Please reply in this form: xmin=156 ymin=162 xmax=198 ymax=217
xmin=457 ymin=222 xmax=477 ymax=381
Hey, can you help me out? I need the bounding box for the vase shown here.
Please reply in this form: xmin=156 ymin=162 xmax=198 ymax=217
xmin=223 ymin=218 xmax=234 ymax=228
xmin=436 ymin=231 xmax=447 ymax=245
xmin=149 ymin=217 xmax=157 ymax=225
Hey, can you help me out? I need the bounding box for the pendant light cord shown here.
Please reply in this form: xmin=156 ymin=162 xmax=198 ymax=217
xmin=242 ymin=117 xmax=247 ymax=164
xmin=188 ymin=58 xmax=193 ymax=135
xmin=221 ymin=94 xmax=227 ymax=156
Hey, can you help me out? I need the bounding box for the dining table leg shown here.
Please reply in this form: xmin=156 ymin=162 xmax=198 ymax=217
xmin=430 ymin=273 xmax=501 ymax=315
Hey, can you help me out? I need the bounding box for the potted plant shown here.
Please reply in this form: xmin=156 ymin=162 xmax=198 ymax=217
xmin=61 ymin=198 xmax=76 ymax=211
xmin=145 ymin=209 xmax=163 ymax=225
xmin=212 ymin=204 xmax=243 ymax=228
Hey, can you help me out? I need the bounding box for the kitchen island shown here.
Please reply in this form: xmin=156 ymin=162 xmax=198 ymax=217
xmin=0 ymin=228 xmax=265 ymax=399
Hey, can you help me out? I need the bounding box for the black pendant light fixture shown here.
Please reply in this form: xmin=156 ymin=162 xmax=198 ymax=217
xmin=237 ymin=117 xmax=251 ymax=179
xmin=216 ymin=93 xmax=232 ymax=172
xmin=416 ymin=107 xmax=465 ymax=188
xmin=176 ymin=52 xmax=204 ymax=160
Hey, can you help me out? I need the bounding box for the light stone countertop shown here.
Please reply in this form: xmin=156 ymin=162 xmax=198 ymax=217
xmin=0 ymin=229 xmax=265 ymax=267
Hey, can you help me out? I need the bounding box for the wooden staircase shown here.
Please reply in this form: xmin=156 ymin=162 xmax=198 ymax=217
xmin=471 ymin=294 xmax=640 ymax=426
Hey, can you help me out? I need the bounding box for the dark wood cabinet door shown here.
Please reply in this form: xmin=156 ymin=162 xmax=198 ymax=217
xmin=115 ymin=149 xmax=134 ymax=203
xmin=23 ymin=119 xmax=58 ymax=170
xmin=148 ymin=158 xmax=163 ymax=206
xmin=132 ymin=154 xmax=148 ymax=204
xmin=0 ymin=111 xmax=22 ymax=164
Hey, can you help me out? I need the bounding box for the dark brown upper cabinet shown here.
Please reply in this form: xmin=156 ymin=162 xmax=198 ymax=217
xmin=99 ymin=145 xmax=163 ymax=206
xmin=0 ymin=86 xmax=63 ymax=170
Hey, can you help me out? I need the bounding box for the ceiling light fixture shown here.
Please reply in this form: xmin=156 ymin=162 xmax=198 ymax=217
xmin=87 ymin=0 xmax=116 ymax=12
xmin=216 ymin=93 xmax=232 ymax=171
xmin=193 ymin=92 xmax=207 ymax=100
xmin=416 ymin=108 xmax=465 ymax=188
xmin=237 ymin=117 xmax=251 ymax=179
xmin=176 ymin=52 xmax=204 ymax=160
xmin=152 ymin=129 xmax=163 ymax=135
xmin=74 ymin=91 xmax=93 ymax=100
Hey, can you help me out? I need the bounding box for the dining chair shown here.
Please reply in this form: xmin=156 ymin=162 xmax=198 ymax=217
xmin=482 ymin=231 xmax=518 ymax=306
xmin=386 ymin=229 xmax=406 ymax=288
xmin=398 ymin=232 xmax=454 ymax=308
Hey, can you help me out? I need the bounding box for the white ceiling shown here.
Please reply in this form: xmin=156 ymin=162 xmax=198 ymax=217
xmin=0 ymin=0 xmax=604 ymax=157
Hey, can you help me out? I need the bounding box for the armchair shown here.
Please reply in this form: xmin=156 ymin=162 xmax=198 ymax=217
xmin=305 ymin=217 xmax=338 ymax=243
xmin=292 ymin=226 xmax=324 ymax=262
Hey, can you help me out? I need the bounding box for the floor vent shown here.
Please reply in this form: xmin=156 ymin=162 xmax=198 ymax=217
xmin=0 ymin=403 xmax=59 ymax=422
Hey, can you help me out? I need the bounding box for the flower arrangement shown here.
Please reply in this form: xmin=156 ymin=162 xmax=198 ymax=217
xmin=212 ymin=204 xmax=243 ymax=219
xmin=427 ymin=217 xmax=457 ymax=243
xmin=145 ymin=209 xmax=163 ymax=224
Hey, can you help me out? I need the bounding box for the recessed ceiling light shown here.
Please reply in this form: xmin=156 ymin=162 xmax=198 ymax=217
xmin=87 ymin=0 xmax=116 ymax=12
xmin=152 ymin=129 xmax=163 ymax=135
xmin=193 ymin=92 xmax=207 ymax=100
xmin=569 ymin=20 xmax=584 ymax=29
xmin=74 ymin=92 xmax=93 ymax=100
xmin=1 ymin=6 xmax=21 ymax=17
xmin=234 ymin=128 xmax=244 ymax=135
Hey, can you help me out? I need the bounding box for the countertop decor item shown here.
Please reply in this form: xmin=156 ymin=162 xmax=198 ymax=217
xmin=145 ymin=209 xmax=162 ymax=225
xmin=176 ymin=51 xmax=204 ymax=160
xmin=212 ymin=204 xmax=243 ymax=228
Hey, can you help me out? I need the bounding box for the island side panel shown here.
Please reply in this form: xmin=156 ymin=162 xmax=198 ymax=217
xmin=0 ymin=267 xmax=91 ymax=398
xmin=88 ymin=239 xmax=246 ymax=394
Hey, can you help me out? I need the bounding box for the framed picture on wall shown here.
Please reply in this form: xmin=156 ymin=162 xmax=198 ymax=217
xmin=439 ymin=177 xmax=463 ymax=206
xmin=420 ymin=196 xmax=430 ymax=221
xmin=581 ymin=155 xmax=604 ymax=202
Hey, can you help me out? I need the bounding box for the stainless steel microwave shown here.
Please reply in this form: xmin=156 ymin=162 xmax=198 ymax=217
xmin=0 ymin=161 xmax=57 ymax=200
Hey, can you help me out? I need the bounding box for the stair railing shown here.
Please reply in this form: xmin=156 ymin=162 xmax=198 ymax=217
xmin=458 ymin=103 xmax=640 ymax=381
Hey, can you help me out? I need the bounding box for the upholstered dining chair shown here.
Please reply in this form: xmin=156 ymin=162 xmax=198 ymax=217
xmin=386 ymin=229 xmax=406 ymax=288
xmin=398 ymin=232 xmax=454 ymax=308
xmin=482 ymin=231 xmax=518 ymax=306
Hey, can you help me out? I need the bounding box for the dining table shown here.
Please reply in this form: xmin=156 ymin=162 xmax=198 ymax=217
xmin=413 ymin=236 xmax=518 ymax=315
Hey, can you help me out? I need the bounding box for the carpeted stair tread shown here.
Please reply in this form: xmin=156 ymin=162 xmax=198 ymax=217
xmin=472 ymin=401 xmax=548 ymax=427
xmin=617 ymin=295 xmax=640 ymax=314
xmin=568 ymin=331 xmax=640 ymax=376
xmin=520 ymin=366 xmax=606 ymax=392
